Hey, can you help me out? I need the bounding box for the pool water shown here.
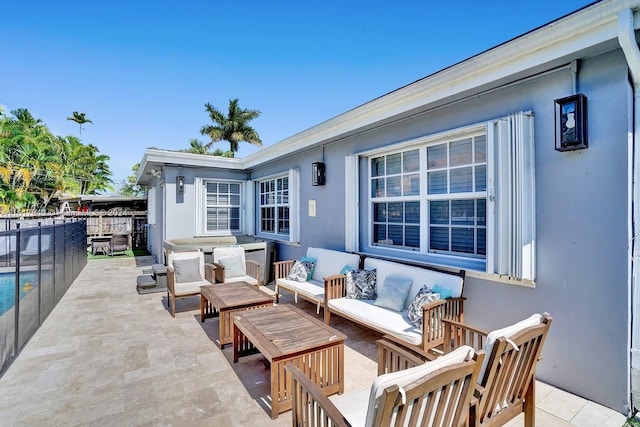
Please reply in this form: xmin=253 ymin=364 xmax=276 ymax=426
xmin=0 ymin=271 xmax=40 ymax=316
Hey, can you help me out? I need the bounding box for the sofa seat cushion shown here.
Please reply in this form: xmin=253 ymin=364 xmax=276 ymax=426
xmin=332 ymin=387 xmax=369 ymax=427
xmin=224 ymin=275 xmax=259 ymax=286
xmin=328 ymin=298 xmax=422 ymax=346
xmin=173 ymin=280 xmax=207 ymax=296
xmin=276 ymin=278 xmax=324 ymax=303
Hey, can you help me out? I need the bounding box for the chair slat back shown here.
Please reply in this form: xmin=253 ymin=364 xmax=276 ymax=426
xmin=375 ymin=352 xmax=485 ymax=427
xmin=477 ymin=315 xmax=552 ymax=426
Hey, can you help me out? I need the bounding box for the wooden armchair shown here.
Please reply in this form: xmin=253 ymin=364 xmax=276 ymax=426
xmin=212 ymin=246 xmax=261 ymax=286
xmin=166 ymin=251 xmax=215 ymax=317
xmin=442 ymin=313 xmax=553 ymax=427
xmin=287 ymin=343 xmax=485 ymax=427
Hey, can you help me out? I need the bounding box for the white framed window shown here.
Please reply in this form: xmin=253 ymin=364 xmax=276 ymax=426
xmin=257 ymin=169 xmax=300 ymax=243
xmin=200 ymin=180 xmax=242 ymax=234
xmin=348 ymin=111 xmax=535 ymax=282
xmin=260 ymin=176 xmax=289 ymax=236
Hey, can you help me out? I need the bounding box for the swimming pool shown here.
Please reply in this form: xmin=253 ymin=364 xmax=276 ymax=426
xmin=0 ymin=271 xmax=40 ymax=316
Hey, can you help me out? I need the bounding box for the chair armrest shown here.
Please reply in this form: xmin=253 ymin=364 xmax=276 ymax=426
xmin=323 ymin=274 xmax=347 ymax=300
xmin=204 ymin=263 xmax=216 ymax=284
xmin=273 ymin=260 xmax=295 ymax=280
xmin=166 ymin=266 xmax=175 ymax=292
xmin=212 ymin=262 xmax=225 ymax=283
xmin=245 ymin=260 xmax=261 ymax=285
xmin=420 ymin=297 xmax=465 ymax=352
xmin=376 ymin=336 xmax=430 ymax=375
xmin=442 ymin=318 xmax=489 ymax=353
xmin=286 ymin=364 xmax=350 ymax=427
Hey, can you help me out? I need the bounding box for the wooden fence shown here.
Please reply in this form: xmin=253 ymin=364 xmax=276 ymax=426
xmin=0 ymin=211 xmax=148 ymax=250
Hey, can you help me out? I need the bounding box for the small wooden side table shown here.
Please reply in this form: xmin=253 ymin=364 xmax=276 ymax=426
xmin=200 ymin=282 xmax=273 ymax=349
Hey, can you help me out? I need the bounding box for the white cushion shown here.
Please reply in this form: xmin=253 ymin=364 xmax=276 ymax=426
xmin=364 ymin=258 xmax=463 ymax=310
xmin=479 ymin=313 xmax=542 ymax=381
xmin=365 ymin=345 xmax=475 ymax=426
xmin=224 ymin=275 xmax=259 ymax=286
xmin=328 ymin=298 xmax=422 ymax=346
xmin=173 ymin=280 xmax=207 ymax=296
xmin=332 ymin=387 xmax=370 ymax=427
xmin=276 ymin=278 xmax=325 ymax=303
xmin=168 ymin=251 xmax=205 ymax=281
xmin=213 ymin=246 xmax=246 ymax=265
xmin=307 ymin=247 xmax=360 ymax=282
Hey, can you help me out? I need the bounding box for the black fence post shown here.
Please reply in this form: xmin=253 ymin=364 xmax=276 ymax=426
xmin=14 ymin=224 xmax=21 ymax=358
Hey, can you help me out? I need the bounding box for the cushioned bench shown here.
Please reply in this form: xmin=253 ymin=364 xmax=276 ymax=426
xmin=325 ymin=256 xmax=464 ymax=355
xmin=274 ymin=247 xmax=361 ymax=313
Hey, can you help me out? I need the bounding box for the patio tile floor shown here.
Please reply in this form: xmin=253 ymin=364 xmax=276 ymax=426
xmin=0 ymin=256 xmax=627 ymax=426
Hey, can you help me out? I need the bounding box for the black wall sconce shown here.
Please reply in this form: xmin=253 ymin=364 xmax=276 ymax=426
xmin=176 ymin=175 xmax=185 ymax=193
xmin=554 ymin=93 xmax=588 ymax=152
xmin=312 ymin=162 xmax=326 ymax=186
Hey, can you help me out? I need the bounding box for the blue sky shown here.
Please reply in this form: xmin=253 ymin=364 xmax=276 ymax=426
xmin=1 ymin=0 xmax=594 ymax=189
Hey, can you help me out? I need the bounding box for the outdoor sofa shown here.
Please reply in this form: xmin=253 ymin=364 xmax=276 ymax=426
xmin=324 ymin=256 xmax=465 ymax=355
xmin=274 ymin=247 xmax=361 ymax=313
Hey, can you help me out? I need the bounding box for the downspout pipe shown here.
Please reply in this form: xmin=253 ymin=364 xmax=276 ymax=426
xmin=618 ymin=7 xmax=640 ymax=414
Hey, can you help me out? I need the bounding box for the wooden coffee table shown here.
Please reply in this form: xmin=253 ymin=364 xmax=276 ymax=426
xmin=233 ymin=304 xmax=347 ymax=419
xmin=200 ymin=282 xmax=273 ymax=349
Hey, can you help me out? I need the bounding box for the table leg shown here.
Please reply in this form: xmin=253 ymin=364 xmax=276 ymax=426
xmin=200 ymin=294 xmax=206 ymax=322
xmin=271 ymin=361 xmax=279 ymax=419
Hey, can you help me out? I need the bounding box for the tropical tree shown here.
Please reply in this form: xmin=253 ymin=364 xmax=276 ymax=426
xmin=66 ymin=111 xmax=92 ymax=138
xmin=200 ymin=98 xmax=262 ymax=156
xmin=181 ymin=138 xmax=233 ymax=157
xmin=0 ymin=108 xmax=112 ymax=213
xmin=119 ymin=163 xmax=148 ymax=196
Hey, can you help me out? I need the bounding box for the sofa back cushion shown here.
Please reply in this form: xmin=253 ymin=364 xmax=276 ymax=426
xmin=364 ymin=257 xmax=464 ymax=310
xmin=307 ymin=247 xmax=360 ymax=282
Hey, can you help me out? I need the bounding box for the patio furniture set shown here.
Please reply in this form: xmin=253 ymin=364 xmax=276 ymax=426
xmin=163 ymin=245 xmax=553 ymax=425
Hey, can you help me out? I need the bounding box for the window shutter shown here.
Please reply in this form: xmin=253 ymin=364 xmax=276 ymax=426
xmin=488 ymin=111 xmax=536 ymax=281
xmin=345 ymin=155 xmax=359 ymax=252
xmin=243 ymin=180 xmax=255 ymax=235
xmin=288 ymin=168 xmax=300 ymax=243
xmin=147 ymin=186 xmax=156 ymax=225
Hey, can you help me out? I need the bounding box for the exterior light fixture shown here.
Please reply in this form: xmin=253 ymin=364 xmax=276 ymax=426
xmin=176 ymin=175 xmax=185 ymax=193
xmin=554 ymin=93 xmax=588 ymax=152
xmin=312 ymin=162 xmax=325 ymax=186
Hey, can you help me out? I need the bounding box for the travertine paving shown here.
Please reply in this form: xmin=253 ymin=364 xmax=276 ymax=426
xmin=0 ymin=256 xmax=626 ymax=426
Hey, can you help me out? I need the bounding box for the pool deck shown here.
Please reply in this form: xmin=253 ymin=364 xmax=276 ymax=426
xmin=0 ymin=256 xmax=628 ymax=426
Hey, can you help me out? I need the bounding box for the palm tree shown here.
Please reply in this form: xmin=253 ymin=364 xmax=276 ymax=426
xmin=200 ymin=99 xmax=262 ymax=156
xmin=66 ymin=111 xmax=92 ymax=138
xmin=185 ymin=138 xmax=211 ymax=155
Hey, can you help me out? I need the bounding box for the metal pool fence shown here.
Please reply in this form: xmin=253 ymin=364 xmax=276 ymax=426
xmin=0 ymin=220 xmax=87 ymax=376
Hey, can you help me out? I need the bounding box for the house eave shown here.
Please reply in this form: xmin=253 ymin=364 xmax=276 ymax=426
xmin=136 ymin=149 xmax=244 ymax=184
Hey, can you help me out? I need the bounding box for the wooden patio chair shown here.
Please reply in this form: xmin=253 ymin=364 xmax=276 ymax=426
xmin=441 ymin=313 xmax=553 ymax=427
xmin=212 ymin=246 xmax=261 ymax=286
xmin=287 ymin=344 xmax=485 ymax=427
xmin=166 ymin=250 xmax=215 ymax=317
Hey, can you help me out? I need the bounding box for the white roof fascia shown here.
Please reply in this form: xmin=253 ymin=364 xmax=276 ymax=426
xmin=136 ymin=148 xmax=245 ymax=183
xmin=241 ymin=0 xmax=640 ymax=169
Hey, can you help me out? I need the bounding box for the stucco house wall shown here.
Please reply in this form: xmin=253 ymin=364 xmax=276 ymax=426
xmin=136 ymin=1 xmax=640 ymax=413
xmin=250 ymin=49 xmax=628 ymax=411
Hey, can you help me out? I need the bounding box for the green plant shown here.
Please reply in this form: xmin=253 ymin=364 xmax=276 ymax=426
xmin=624 ymin=411 xmax=640 ymax=427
